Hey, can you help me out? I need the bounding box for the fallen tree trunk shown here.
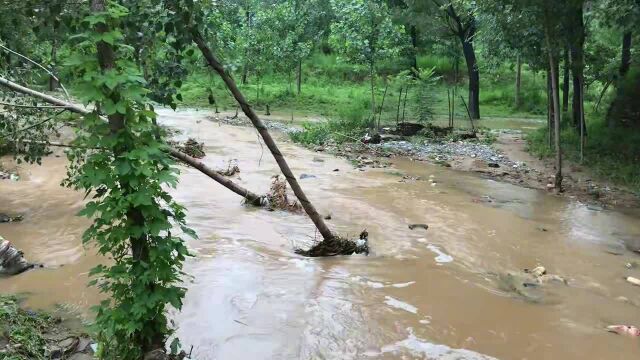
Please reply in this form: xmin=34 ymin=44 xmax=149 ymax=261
xmin=0 ymin=75 xmax=264 ymax=206
xmin=190 ymin=28 xmax=336 ymax=242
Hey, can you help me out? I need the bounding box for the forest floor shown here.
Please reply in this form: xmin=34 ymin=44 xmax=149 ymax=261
xmin=209 ymin=112 xmax=640 ymax=210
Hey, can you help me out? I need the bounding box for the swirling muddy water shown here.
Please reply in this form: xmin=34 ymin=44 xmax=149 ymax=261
xmin=2 ymin=109 xmax=640 ymax=359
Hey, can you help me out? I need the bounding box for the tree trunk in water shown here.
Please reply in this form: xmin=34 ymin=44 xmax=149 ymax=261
xmin=562 ymin=47 xmax=570 ymax=112
xmin=515 ymin=54 xmax=522 ymax=109
xmin=548 ymin=50 xmax=563 ymax=192
xmin=0 ymin=76 xmax=266 ymax=207
xmin=48 ymin=39 xmax=59 ymax=91
xmin=190 ymin=28 xmax=336 ymax=242
xmin=410 ymin=25 xmax=418 ymax=71
xmin=296 ymin=59 xmax=302 ymax=95
xmin=461 ymin=38 xmax=480 ymax=119
xmin=569 ymin=3 xmax=585 ymax=130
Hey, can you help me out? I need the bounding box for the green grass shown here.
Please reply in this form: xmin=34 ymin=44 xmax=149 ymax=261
xmin=178 ymin=53 xmax=547 ymax=125
xmin=0 ymin=295 xmax=55 ymax=360
xmin=527 ymin=116 xmax=640 ymax=192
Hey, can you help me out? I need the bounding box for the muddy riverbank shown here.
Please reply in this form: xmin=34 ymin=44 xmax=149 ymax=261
xmin=211 ymin=113 xmax=640 ymax=210
xmin=2 ymin=108 xmax=640 ymax=359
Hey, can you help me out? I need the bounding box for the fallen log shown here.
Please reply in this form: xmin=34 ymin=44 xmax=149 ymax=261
xmin=0 ymin=75 xmax=265 ymax=206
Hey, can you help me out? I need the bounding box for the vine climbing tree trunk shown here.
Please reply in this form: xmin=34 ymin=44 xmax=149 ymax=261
xmin=90 ymin=0 xmax=163 ymax=351
xmin=189 ymin=28 xmax=336 ymax=242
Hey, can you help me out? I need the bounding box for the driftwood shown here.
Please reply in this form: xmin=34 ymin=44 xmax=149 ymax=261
xmin=0 ymin=75 xmax=265 ymax=206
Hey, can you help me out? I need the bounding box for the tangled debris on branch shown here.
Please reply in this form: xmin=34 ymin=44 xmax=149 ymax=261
xmin=217 ymin=160 xmax=240 ymax=176
xmin=177 ymin=138 xmax=205 ymax=159
xmin=295 ymin=230 xmax=370 ymax=256
xmin=265 ymin=175 xmax=303 ymax=212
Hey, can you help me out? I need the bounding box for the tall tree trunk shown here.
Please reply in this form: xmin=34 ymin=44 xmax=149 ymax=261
xmin=296 ymin=59 xmax=302 ymax=95
xmin=460 ymin=37 xmax=480 ymax=119
xmin=562 ymin=47 xmax=570 ymax=112
xmin=410 ymin=25 xmax=418 ymax=71
xmin=547 ymin=68 xmax=553 ymax=148
xmin=48 ymin=39 xmax=59 ymax=91
xmin=609 ymin=31 xmax=633 ymax=128
xmin=547 ymin=45 xmax=562 ymax=191
xmin=620 ymin=31 xmax=632 ymax=77
xmin=90 ymin=0 xmax=162 ymax=351
xmin=569 ymin=2 xmax=585 ymax=130
xmin=515 ymin=54 xmax=522 ymax=108
xmin=190 ymin=28 xmax=336 ymax=242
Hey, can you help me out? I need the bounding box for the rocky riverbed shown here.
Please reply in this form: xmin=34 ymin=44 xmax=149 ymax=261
xmin=207 ymin=113 xmax=640 ymax=209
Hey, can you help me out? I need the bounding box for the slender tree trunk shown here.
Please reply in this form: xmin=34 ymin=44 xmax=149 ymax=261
xmin=401 ymin=85 xmax=409 ymax=124
xmin=461 ymin=37 xmax=480 ymax=119
xmin=547 ymin=69 xmax=553 ymax=148
xmin=369 ymin=60 xmax=376 ymax=126
xmin=547 ymin=46 xmax=562 ymax=191
xmin=562 ymin=47 xmax=570 ymax=112
xmin=620 ymin=31 xmax=632 ymax=77
xmin=48 ymin=39 xmax=59 ymax=91
xmin=395 ymin=86 xmax=403 ymax=126
xmin=378 ymin=79 xmax=389 ymax=131
xmin=569 ymin=3 xmax=585 ymax=130
xmin=190 ymin=28 xmax=336 ymax=242
xmin=296 ymin=59 xmax=302 ymax=95
xmin=515 ymin=54 xmax=522 ymax=108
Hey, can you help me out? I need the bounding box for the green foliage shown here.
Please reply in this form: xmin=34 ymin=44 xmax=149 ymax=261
xmin=61 ymin=4 xmax=193 ymax=358
xmin=414 ymin=67 xmax=438 ymax=123
xmin=0 ymin=295 xmax=54 ymax=360
xmin=290 ymin=111 xmax=373 ymax=145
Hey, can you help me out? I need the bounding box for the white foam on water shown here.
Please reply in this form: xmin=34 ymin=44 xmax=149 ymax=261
xmin=392 ymin=281 xmax=416 ymax=288
xmin=366 ymin=281 xmax=386 ymax=289
xmin=384 ymin=296 xmax=418 ymax=314
xmin=380 ymin=328 xmax=499 ymax=359
xmin=426 ymin=244 xmax=453 ymax=263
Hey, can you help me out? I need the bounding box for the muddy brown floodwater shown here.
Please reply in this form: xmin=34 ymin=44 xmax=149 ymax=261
xmin=2 ymin=109 xmax=640 ymax=359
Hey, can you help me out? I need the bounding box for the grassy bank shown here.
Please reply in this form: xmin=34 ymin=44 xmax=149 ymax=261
xmin=179 ymin=53 xmax=546 ymax=123
xmin=0 ymin=295 xmax=55 ymax=359
xmin=527 ymin=116 xmax=640 ymax=192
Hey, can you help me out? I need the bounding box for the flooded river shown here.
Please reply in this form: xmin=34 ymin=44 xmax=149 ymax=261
xmin=2 ymin=109 xmax=640 ymax=359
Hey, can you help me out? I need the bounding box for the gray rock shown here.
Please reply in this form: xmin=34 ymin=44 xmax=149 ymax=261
xmin=299 ymin=174 xmax=317 ymax=179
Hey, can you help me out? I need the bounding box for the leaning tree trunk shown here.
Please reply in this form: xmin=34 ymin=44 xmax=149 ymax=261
xmin=0 ymin=76 xmax=265 ymax=206
xmin=190 ymin=28 xmax=336 ymax=242
xmin=461 ymin=37 xmax=480 ymax=119
xmin=515 ymin=54 xmax=522 ymax=109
